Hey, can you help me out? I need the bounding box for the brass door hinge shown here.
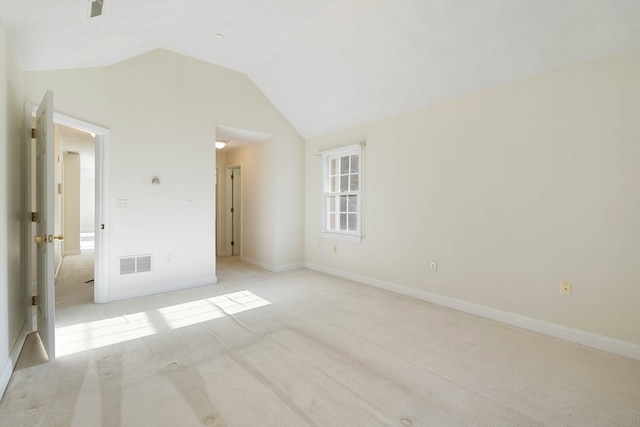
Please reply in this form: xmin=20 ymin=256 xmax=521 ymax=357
xmin=31 ymin=212 xmax=38 ymax=222
xmin=32 ymin=296 xmax=37 ymax=306
xmin=230 ymin=207 xmax=234 ymax=213
xmin=31 ymin=128 xmax=36 ymax=139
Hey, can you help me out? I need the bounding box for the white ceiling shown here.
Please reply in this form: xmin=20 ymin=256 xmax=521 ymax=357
xmin=2 ymin=1 xmax=639 ymax=139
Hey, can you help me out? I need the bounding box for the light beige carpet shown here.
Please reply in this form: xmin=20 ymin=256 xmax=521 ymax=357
xmin=0 ymin=253 xmax=638 ymax=426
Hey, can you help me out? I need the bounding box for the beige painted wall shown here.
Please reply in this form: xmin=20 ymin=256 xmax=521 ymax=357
xmin=0 ymin=16 xmax=26 ymax=396
xmin=25 ymin=48 xmax=305 ymax=300
xmin=224 ymin=140 xmax=277 ymax=268
xmin=217 ymin=130 xmax=305 ymax=271
xmin=63 ymin=152 xmax=81 ymax=255
xmin=306 ymin=49 xmax=640 ymax=346
xmin=215 ymin=150 xmax=226 ymax=256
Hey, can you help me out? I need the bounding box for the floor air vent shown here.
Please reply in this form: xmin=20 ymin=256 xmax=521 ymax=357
xmin=120 ymin=255 xmax=152 ymax=275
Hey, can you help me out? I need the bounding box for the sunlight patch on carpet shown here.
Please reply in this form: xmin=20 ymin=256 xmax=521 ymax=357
xmin=56 ymin=312 xmax=156 ymax=357
xmin=55 ymin=290 xmax=271 ymax=357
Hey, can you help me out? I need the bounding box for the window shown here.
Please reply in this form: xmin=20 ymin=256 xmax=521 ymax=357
xmin=322 ymin=144 xmax=363 ymax=237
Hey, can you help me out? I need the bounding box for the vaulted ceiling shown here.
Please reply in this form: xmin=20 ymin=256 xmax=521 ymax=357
xmin=1 ymin=1 xmax=639 ymax=139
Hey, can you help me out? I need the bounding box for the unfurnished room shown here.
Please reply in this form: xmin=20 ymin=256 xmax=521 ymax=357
xmin=0 ymin=1 xmax=639 ymax=426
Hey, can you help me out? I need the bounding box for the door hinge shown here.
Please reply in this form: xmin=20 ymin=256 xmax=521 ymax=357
xmin=32 ymin=296 xmax=37 ymax=306
xmin=31 ymin=128 xmax=36 ymax=139
xmin=230 ymin=174 xmax=234 ymax=180
xmin=31 ymin=212 xmax=38 ymax=222
xmin=231 ymin=241 xmax=235 ymax=246
xmin=230 ymin=207 xmax=234 ymax=213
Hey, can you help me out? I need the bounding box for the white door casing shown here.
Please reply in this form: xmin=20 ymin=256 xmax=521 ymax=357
xmin=232 ymin=167 xmax=241 ymax=256
xmin=226 ymin=165 xmax=242 ymax=256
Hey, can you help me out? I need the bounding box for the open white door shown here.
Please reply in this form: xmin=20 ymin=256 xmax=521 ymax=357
xmin=35 ymin=90 xmax=56 ymax=360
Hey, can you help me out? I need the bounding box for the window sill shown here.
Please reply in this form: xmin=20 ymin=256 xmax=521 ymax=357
xmin=320 ymin=232 xmax=363 ymax=242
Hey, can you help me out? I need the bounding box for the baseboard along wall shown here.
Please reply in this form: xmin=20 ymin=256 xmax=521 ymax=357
xmin=241 ymin=256 xmax=304 ymax=273
xmin=304 ymin=262 xmax=640 ymax=361
xmin=0 ymin=323 xmax=29 ymax=401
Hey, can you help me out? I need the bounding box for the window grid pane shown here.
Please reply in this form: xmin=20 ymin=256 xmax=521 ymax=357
xmin=324 ymin=149 xmax=361 ymax=234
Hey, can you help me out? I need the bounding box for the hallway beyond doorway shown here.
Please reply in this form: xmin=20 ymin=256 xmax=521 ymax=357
xmin=56 ymin=250 xmax=94 ymax=309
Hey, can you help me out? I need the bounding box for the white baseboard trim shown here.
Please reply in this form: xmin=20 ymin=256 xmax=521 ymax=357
xmin=107 ymin=276 xmax=218 ymax=302
xmin=304 ymin=262 xmax=640 ymax=361
xmin=241 ymin=256 xmax=304 ymax=273
xmin=273 ymin=262 xmax=305 ymax=273
xmin=240 ymin=256 xmax=273 ymax=271
xmin=55 ymin=257 xmax=63 ymax=280
xmin=1 ymin=323 xmax=29 ymax=401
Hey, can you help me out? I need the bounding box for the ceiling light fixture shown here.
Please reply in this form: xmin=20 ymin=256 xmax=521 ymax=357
xmin=215 ymin=140 xmax=226 ymax=149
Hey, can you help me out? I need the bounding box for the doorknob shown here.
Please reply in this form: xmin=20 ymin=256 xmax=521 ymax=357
xmin=34 ymin=234 xmax=63 ymax=243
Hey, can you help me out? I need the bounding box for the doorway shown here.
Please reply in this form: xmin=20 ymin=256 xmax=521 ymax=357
xmin=226 ymin=165 xmax=242 ymax=256
xmin=56 ymin=124 xmax=96 ymax=306
xmin=24 ymin=102 xmax=111 ymax=340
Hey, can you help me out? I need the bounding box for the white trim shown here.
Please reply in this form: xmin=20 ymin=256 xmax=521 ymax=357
xmin=273 ymin=262 xmax=305 ymax=272
xmin=215 ymin=166 xmax=223 ymax=257
xmin=320 ymin=231 xmax=363 ymax=242
xmin=318 ymin=142 xmax=365 ymax=155
xmin=23 ymin=104 xmax=34 ymax=332
xmin=241 ymin=256 xmax=275 ymax=272
xmin=240 ymin=256 xmax=304 ymax=273
xmin=321 ymin=143 xmax=364 ymax=238
xmin=25 ymin=103 xmax=111 ymax=304
xmin=108 ymin=276 xmax=218 ymax=302
xmin=93 ymin=130 xmax=110 ymax=303
xmin=304 ymin=262 xmax=640 ymax=361
xmin=225 ymin=163 xmax=242 ymax=257
xmin=0 ymin=324 xmax=29 ymax=400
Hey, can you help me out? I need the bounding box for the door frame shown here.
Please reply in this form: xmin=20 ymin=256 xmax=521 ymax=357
xmin=225 ymin=163 xmax=242 ymax=257
xmin=24 ymin=104 xmax=110 ymax=332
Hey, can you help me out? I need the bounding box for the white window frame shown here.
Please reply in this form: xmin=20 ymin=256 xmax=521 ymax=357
xmin=320 ymin=143 xmax=364 ymax=241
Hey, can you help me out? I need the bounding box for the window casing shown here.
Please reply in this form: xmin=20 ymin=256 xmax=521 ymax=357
xmin=322 ymin=144 xmax=363 ymax=238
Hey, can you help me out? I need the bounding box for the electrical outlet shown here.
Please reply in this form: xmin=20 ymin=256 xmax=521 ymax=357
xmin=167 ymin=255 xmax=172 ymax=264
xmin=560 ymin=282 xmax=571 ymax=296
xmin=332 ymin=245 xmax=337 ymax=253
xmin=430 ymin=262 xmax=437 ymax=272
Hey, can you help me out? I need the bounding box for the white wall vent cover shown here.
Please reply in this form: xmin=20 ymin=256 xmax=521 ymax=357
xmin=120 ymin=255 xmax=153 ymax=275
xmin=136 ymin=256 xmax=152 ymax=273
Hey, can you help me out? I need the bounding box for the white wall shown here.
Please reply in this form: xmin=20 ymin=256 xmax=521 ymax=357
xmin=215 ymin=152 xmax=226 ymax=256
xmin=79 ymin=159 xmax=95 ymax=235
xmin=219 ymin=127 xmax=306 ymax=272
xmin=306 ymin=49 xmax=640 ymax=351
xmin=25 ymin=48 xmax=305 ymax=300
xmin=63 ymin=152 xmax=81 ymax=255
xmin=225 ymin=140 xmax=277 ymax=269
xmin=0 ymin=16 xmax=27 ymax=399
xmin=275 ymin=130 xmax=306 ymax=270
